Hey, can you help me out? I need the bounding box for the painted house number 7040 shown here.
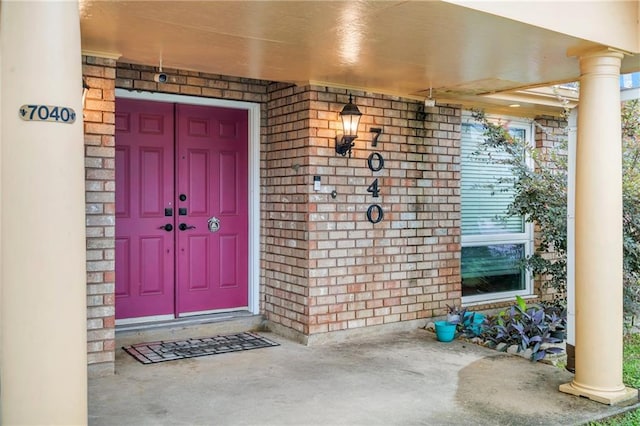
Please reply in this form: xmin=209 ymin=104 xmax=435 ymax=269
xmin=366 ymin=128 xmax=384 ymax=224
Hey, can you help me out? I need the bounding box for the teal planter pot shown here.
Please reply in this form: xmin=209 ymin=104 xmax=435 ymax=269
xmin=434 ymin=320 xmax=457 ymax=342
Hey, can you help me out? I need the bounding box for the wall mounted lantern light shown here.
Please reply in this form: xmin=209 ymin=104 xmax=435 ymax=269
xmin=335 ymin=94 xmax=362 ymax=157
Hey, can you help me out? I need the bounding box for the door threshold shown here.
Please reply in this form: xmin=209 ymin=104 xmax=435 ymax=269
xmin=116 ymin=310 xmax=257 ymax=333
xmin=116 ymin=310 xmax=265 ymax=348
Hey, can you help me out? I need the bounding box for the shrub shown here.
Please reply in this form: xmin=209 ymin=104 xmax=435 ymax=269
xmin=472 ymin=103 xmax=640 ymax=317
xmin=482 ymin=296 xmax=565 ymax=362
xmin=471 ymin=110 xmax=567 ymax=298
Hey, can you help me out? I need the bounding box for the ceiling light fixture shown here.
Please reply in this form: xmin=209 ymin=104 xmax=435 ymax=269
xmin=424 ymin=86 xmax=436 ymax=107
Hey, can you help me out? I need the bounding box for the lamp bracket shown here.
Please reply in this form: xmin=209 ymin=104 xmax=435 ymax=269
xmin=335 ymin=135 xmax=356 ymax=157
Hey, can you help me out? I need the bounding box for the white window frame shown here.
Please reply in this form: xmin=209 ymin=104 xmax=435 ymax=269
xmin=460 ymin=112 xmax=535 ymax=305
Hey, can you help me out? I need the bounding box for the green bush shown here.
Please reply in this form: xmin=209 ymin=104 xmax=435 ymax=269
xmin=588 ymin=409 xmax=640 ymax=426
xmin=472 ymin=102 xmax=640 ymax=316
xmin=622 ymin=100 xmax=640 ymax=318
xmin=622 ymin=333 xmax=640 ymax=388
xmin=471 ymin=110 xmax=567 ymax=296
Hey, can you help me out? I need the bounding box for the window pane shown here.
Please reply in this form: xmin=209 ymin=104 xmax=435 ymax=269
xmin=461 ymin=244 xmax=525 ymax=296
xmin=461 ymin=123 xmax=524 ymax=235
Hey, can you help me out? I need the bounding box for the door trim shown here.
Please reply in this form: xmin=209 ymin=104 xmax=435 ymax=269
xmin=115 ymin=89 xmax=261 ymax=316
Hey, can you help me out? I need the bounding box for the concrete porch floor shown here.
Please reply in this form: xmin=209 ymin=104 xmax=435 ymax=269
xmin=89 ymin=328 xmax=639 ymax=426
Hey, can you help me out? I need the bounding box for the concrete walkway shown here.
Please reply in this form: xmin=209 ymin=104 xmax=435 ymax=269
xmin=89 ymin=329 xmax=639 ymax=426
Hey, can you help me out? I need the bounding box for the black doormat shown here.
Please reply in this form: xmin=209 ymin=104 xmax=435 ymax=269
xmin=123 ymin=332 xmax=279 ymax=364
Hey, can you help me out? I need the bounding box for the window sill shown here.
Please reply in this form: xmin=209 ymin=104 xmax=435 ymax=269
xmin=462 ymin=294 xmax=537 ymax=308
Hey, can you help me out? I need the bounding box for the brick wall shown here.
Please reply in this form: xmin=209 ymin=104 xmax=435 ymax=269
xmin=305 ymin=88 xmax=462 ymax=339
xmin=262 ymin=84 xmax=313 ymax=336
xmin=533 ymin=114 xmax=568 ymax=303
xmin=115 ymin=64 xmax=269 ymax=104
xmin=262 ymin=85 xmax=463 ymax=341
xmin=535 ymin=115 xmax=567 ymax=151
xmin=83 ymin=55 xmax=117 ymax=377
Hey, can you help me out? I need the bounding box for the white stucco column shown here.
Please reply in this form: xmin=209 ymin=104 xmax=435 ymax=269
xmin=0 ymin=1 xmax=87 ymax=423
xmin=559 ymin=49 xmax=638 ymax=405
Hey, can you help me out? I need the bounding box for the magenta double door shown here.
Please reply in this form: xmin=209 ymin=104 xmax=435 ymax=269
xmin=115 ymin=98 xmax=248 ymax=319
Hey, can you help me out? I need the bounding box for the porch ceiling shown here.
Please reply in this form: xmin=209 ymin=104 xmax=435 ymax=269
xmin=79 ymin=1 xmax=638 ymax=116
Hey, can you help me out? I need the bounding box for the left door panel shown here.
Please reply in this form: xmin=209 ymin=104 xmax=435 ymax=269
xmin=115 ymin=99 xmax=175 ymax=319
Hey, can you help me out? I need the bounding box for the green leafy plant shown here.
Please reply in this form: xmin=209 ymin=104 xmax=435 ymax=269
xmin=470 ymin=110 xmax=568 ymax=298
xmin=622 ymin=100 xmax=640 ymax=322
xmin=482 ymin=296 xmax=565 ymax=362
xmin=445 ymin=304 xmax=467 ymax=325
xmin=472 ymin=104 xmax=640 ymax=317
xmin=588 ymin=409 xmax=640 ymax=426
xmin=459 ymin=311 xmax=488 ymax=338
xmin=622 ymin=332 xmax=640 ymax=388
xmin=443 ymin=305 xmax=489 ymax=338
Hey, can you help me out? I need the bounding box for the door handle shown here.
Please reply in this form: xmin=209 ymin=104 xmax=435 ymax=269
xmin=179 ymin=223 xmax=196 ymax=231
xmin=158 ymin=224 xmax=173 ymax=232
